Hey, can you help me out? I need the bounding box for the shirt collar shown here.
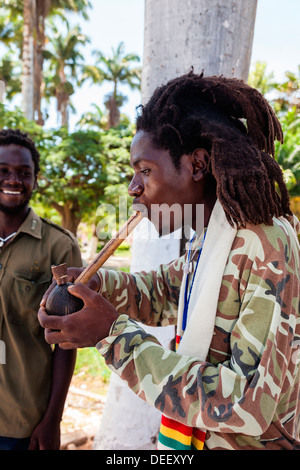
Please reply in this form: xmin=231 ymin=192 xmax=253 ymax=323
xmin=17 ymin=208 xmax=42 ymax=240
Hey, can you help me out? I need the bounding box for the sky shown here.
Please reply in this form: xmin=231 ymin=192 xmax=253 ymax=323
xmin=56 ymin=0 xmax=300 ymax=129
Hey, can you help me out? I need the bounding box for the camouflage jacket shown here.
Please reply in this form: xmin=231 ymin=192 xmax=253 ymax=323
xmin=97 ymin=217 xmax=300 ymax=450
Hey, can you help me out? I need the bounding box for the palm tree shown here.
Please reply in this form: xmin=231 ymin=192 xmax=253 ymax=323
xmin=1 ymin=0 xmax=91 ymax=122
xmin=22 ymin=0 xmax=35 ymax=120
xmin=82 ymin=42 xmax=141 ymax=127
xmin=33 ymin=0 xmax=92 ymax=124
xmin=43 ymin=22 xmax=89 ymax=128
xmin=77 ymin=103 xmax=108 ymax=130
xmin=77 ymin=102 xmax=131 ymax=131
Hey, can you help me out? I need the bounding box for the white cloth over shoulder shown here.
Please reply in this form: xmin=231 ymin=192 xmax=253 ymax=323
xmin=177 ymin=199 xmax=237 ymax=361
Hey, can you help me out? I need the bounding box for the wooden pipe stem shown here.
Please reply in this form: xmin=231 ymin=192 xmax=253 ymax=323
xmin=74 ymin=211 xmax=143 ymax=285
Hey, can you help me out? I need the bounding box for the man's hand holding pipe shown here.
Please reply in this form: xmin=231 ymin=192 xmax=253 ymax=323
xmin=38 ymin=279 xmax=118 ymax=349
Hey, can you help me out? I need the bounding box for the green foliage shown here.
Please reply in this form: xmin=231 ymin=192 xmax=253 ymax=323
xmin=77 ymin=103 xmax=108 ymax=130
xmin=37 ymin=128 xmax=104 ymax=206
xmin=75 ymin=348 xmax=111 ymax=384
xmin=30 ymin=200 xmax=62 ymax=225
xmin=249 ymin=62 xmax=300 ymax=114
xmin=0 ymin=7 xmax=22 ymax=54
xmin=275 ymin=108 xmax=300 ymax=196
xmin=273 ymin=66 xmax=300 ymax=114
xmin=0 ymin=104 xmax=45 ymax=137
xmin=0 ymin=53 xmax=21 ymax=100
xmin=249 ymin=62 xmax=300 ymax=197
xmin=36 ymin=125 xmax=133 ymax=232
xmin=50 ymin=0 xmax=92 ymax=18
xmin=0 ymin=104 xmax=134 ymax=233
xmin=248 ymin=61 xmax=277 ymax=95
xmin=115 ymin=243 xmax=131 ymax=252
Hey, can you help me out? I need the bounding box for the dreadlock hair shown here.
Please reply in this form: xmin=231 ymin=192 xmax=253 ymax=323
xmin=136 ymin=70 xmax=291 ymax=227
xmin=0 ymin=128 xmax=40 ymax=175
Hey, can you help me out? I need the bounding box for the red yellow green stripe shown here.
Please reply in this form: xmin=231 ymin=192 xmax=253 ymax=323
xmin=158 ymin=415 xmax=206 ymax=450
xmin=158 ymin=335 xmax=206 ymax=450
xmin=191 ymin=428 xmax=206 ymax=450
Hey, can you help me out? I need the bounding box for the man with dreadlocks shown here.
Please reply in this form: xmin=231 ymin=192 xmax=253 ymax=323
xmin=0 ymin=129 xmax=82 ymax=449
xmin=39 ymin=72 xmax=300 ymax=450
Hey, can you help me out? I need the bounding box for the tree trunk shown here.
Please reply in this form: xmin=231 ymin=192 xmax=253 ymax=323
xmin=142 ymin=0 xmax=258 ymax=102
xmin=34 ymin=0 xmax=51 ymax=125
xmin=22 ymin=0 xmax=36 ymax=121
xmin=105 ymin=96 xmax=120 ymax=128
xmin=60 ymin=99 xmax=69 ymax=128
xmin=94 ymin=0 xmax=258 ymax=451
xmin=61 ymin=209 xmax=80 ymax=236
xmin=51 ymin=201 xmax=81 ymax=236
xmin=57 ymin=66 xmax=69 ymax=128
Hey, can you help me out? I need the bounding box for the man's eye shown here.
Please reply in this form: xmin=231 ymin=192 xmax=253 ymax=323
xmin=140 ymin=169 xmax=150 ymax=176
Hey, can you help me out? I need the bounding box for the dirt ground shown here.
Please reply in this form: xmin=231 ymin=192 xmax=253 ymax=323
xmin=60 ymin=373 xmax=108 ymax=450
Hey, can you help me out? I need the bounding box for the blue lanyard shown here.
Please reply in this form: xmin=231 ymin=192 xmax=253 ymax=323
xmin=182 ymin=231 xmax=206 ymax=332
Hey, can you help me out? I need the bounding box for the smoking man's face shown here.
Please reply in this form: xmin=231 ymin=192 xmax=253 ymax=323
xmin=129 ymin=131 xmax=202 ymax=235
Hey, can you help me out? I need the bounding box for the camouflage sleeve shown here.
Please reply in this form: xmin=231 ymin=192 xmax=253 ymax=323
xmin=98 ymin=255 xmax=184 ymax=327
xmin=97 ymin=255 xmax=300 ymax=435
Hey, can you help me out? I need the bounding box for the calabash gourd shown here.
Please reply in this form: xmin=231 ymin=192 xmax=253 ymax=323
xmin=45 ymin=212 xmax=143 ymax=316
xmin=45 ymin=263 xmax=84 ymax=316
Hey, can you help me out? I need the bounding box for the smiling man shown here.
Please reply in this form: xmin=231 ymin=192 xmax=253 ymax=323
xmin=39 ymin=72 xmax=300 ymax=450
xmin=0 ymin=129 xmax=82 ymax=450
xmin=0 ymin=143 xmax=35 ymax=217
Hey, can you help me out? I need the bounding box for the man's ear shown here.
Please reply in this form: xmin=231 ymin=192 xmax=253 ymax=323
xmin=191 ymin=148 xmax=210 ymax=181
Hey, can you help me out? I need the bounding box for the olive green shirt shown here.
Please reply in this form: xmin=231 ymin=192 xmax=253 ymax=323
xmin=0 ymin=208 xmax=82 ymax=438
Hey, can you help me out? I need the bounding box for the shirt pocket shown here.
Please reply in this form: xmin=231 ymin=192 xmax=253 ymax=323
xmin=7 ymin=271 xmax=52 ymax=329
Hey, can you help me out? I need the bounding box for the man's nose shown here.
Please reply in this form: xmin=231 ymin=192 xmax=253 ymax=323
xmin=128 ymin=176 xmax=143 ymax=197
xmin=6 ymin=171 xmax=22 ymax=184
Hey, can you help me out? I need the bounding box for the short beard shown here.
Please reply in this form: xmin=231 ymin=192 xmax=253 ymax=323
xmin=0 ymin=197 xmax=31 ymax=216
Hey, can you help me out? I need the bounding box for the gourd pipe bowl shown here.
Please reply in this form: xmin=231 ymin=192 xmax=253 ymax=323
xmin=45 ymin=212 xmax=142 ymax=316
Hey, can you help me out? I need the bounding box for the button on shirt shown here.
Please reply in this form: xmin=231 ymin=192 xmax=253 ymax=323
xmin=0 ymin=209 xmax=82 ymax=438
